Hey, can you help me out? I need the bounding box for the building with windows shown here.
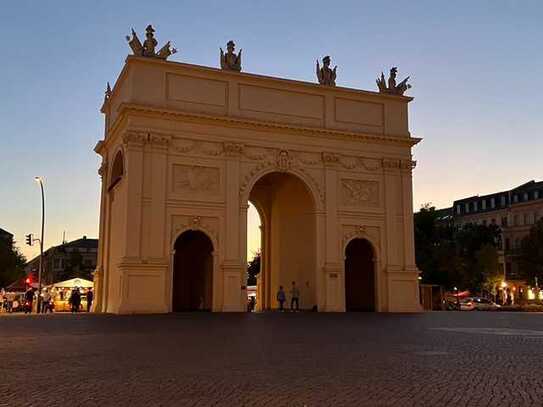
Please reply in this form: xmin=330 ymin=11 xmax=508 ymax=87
xmin=452 ymin=180 xmax=543 ymax=281
xmin=24 ymin=236 xmax=98 ymax=285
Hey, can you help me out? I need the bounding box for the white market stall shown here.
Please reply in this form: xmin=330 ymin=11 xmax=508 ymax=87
xmin=44 ymin=278 xmax=93 ymax=312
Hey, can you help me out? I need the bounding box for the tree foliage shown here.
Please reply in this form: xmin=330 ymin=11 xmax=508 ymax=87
xmin=0 ymin=236 xmax=27 ymax=288
xmin=519 ymin=218 xmax=543 ymax=284
xmin=247 ymin=251 xmax=261 ymax=286
xmin=415 ymin=204 xmax=501 ymax=291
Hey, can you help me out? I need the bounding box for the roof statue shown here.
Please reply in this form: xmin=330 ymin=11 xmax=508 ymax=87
xmin=104 ymin=82 xmax=112 ymax=102
xmin=126 ymin=25 xmax=177 ymax=60
xmin=376 ymin=67 xmax=411 ymax=95
xmin=220 ymin=40 xmax=242 ymax=71
xmin=316 ymin=56 xmax=337 ymax=86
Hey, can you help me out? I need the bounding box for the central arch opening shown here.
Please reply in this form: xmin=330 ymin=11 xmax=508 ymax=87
xmin=345 ymin=238 xmax=376 ymax=311
xmin=172 ymin=230 xmax=213 ymax=311
xmin=248 ymin=172 xmax=317 ymax=311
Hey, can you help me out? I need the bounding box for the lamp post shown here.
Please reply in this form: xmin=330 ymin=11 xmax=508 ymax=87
xmin=35 ymin=177 xmax=45 ymax=313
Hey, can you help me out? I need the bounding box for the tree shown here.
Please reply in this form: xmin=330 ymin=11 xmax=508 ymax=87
xmin=247 ymin=251 xmax=261 ymax=286
xmin=414 ymin=204 xmax=458 ymax=288
xmin=0 ymin=235 xmax=26 ymax=288
xmin=519 ymin=218 xmax=543 ymax=285
xmin=414 ymin=204 xmax=501 ymax=291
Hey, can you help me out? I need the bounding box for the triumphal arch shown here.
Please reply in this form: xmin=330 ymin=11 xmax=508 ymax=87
xmin=92 ymin=26 xmax=421 ymax=313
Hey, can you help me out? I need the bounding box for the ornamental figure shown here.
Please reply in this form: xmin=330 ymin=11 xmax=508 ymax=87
xmin=316 ymin=56 xmax=337 ymax=86
xmin=376 ymin=67 xmax=411 ymax=95
xmin=220 ymin=40 xmax=242 ymax=71
xmin=126 ymin=25 xmax=177 ymax=60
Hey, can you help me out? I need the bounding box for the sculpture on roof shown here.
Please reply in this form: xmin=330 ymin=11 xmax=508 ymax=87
xmin=126 ymin=25 xmax=177 ymax=60
xmin=316 ymin=56 xmax=337 ymax=86
xmin=104 ymin=82 xmax=112 ymax=102
xmin=220 ymin=40 xmax=242 ymax=71
xmin=376 ymin=67 xmax=411 ymax=95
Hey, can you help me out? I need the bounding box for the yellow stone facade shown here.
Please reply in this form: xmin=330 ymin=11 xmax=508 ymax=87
xmin=93 ymin=56 xmax=421 ymax=313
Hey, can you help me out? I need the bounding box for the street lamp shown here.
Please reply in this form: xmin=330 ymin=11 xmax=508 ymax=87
xmin=34 ymin=177 xmax=45 ymax=313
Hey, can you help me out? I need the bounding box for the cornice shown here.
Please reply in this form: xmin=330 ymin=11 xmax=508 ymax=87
xmin=124 ymin=56 xmax=414 ymax=103
xmin=108 ymin=103 xmax=421 ymax=148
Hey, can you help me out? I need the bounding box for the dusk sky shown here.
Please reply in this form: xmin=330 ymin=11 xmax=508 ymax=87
xmin=1 ymin=1 xmax=542 ymax=260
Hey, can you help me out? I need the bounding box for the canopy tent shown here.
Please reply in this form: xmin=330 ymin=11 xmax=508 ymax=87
xmin=46 ymin=278 xmax=93 ymax=289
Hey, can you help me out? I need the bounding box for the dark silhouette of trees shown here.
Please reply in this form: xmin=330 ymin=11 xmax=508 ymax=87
xmin=415 ymin=204 xmax=501 ymax=291
xmin=247 ymin=251 xmax=261 ymax=286
xmin=0 ymin=235 xmax=26 ymax=288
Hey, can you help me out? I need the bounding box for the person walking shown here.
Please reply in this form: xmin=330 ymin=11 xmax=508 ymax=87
xmin=70 ymin=288 xmax=81 ymax=313
xmin=24 ymin=288 xmax=34 ymax=314
xmin=86 ymin=288 xmax=93 ymax=312
xmin=276 ymin=286 xmax=286 ymax=311
xmin=41 ymin=289 xmax=52 ymax=313
xmin=290 ymin=281 xmax=300 ymax=311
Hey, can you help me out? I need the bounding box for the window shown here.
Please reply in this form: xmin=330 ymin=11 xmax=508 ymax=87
xmin=465 ymin=203 xmax=470 ymax=213
xmin=501 ymin=196 xmax=506 ymax=206
xmin=535 ymin=190 xmax=540 ymax=199
xmin=505 ymin=238 xmax=511 ymax=250
xmin=109 ymin=150 xmax=124 ymax=189
xmin=456 ymin=205 xmax=461 ymax=215
xmin=501 ymin=217 xmax=508 ymax=227
xmin=491 ymin=197 xmax=496 ymax=208
xmin=474 ymin=201 xmax=478 ymax=211
xmin=482 ymin=200 xmax=486 ymax=210
xmin=513 ymin=195 xmax=519 ymax=203
xmin=514 ymin=215 xmax=519 ymax=226
xmin=524 ymin=192 xmax=529 ymax=201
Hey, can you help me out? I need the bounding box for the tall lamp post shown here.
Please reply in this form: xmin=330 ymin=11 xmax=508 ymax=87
xmin=35 ymin=177 xmax=45 ymax=313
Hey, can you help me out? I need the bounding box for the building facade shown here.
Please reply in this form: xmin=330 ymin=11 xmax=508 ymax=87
xmin=25 ymin=236 xmax=98 ymax=285
xmin=93 ymin=30 xmax=421 ymax=314
xmin=453 ymin=180 xmax=543 ymax=281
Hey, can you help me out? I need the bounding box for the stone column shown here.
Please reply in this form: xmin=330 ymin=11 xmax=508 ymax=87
xmin=223 ymin=147 xmax=244 ymax=311
xmin=321 ymin=153 xmax=342 ymax=311
xmin=91 ymin=158 xmax=108 ymax=313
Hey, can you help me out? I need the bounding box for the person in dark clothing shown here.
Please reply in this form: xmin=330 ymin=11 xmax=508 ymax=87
xmin=86 ymin=288 xmax=93 ymax=312
xmin=24 ymin=288 xmax=34 ymax=314
xmin=276 ymin=286 xmax=286 ymax=311
xmin=70 ymin=288 xmax=81 ymax=313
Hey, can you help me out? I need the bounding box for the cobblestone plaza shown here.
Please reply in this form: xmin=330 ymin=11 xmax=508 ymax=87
xmin=2 ymin=312 xmax=543 ymax=406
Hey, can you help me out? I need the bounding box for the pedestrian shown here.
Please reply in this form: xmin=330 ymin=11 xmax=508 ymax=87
xmin=6 ymin=291 xmax=15 ymax=313
xmin=86 ymin=288 xmax=93 ymax=312
xmin=41 ymin=289 xmax=52 ymax=313
xmin=70 ymin=288 xmax=81 ymax=313
xmin=290 ymin=281 xmax=300 ymax=311
xmin=24 ymin=288 xmax=34 ymax=314
xmin=276 ymin=286 xmax=286 ymax=311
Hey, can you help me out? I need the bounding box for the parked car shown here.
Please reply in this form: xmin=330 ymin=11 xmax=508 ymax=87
xmin=460 ymin=297 xmax=500 ymax=311
xmin=471 ymin=297 xmax=501 ymax=311
xmin=459 ymin=298 xmax=475 ymax=311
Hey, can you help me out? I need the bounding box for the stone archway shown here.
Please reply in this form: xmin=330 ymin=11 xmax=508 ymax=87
xmin=344 ymin=238 xmax=375 ymax=311
xmin=172 ymin=230 xmax=214 ymax=311
xmin=248 ymin=171 xmax=317 ymax=310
